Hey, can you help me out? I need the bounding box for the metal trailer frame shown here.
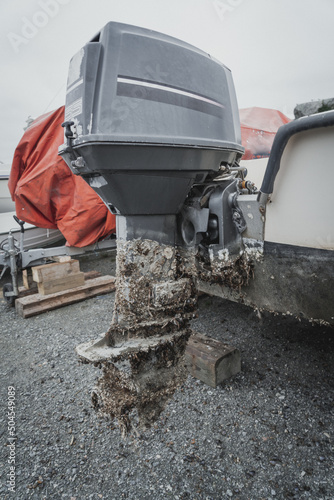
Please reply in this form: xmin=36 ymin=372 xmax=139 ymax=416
xmin=0 ymin=216 xmax=116 ymax=304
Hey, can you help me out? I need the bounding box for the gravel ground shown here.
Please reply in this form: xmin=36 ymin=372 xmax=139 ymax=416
xmin=1 ymin=250 xmax=334 ymax=500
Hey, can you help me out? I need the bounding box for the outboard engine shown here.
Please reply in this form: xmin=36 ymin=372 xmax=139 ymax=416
xmin=59 ymin=22 xmax=244 ymax=433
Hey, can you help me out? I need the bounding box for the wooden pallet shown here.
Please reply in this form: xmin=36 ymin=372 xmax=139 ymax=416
xmin=19 ymin=271 xmax=102 ymax=297
xmin=15 ymin=275 xmax=116 ymax=318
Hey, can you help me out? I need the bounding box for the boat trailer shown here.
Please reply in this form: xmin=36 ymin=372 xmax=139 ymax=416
xmin=0 ymin=216 xmax=116 ymax=305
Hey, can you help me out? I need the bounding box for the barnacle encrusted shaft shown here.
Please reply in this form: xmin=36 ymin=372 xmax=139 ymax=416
xmin=77 ymin=238 xmax=197 ymax=435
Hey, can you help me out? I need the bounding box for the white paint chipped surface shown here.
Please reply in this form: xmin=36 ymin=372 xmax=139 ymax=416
xmin=67 ymin=47 xmax=84 ymax=88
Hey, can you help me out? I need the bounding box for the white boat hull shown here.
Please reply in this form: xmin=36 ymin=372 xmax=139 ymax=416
xmin=0 ymin=176 xmax=15 ymax=213
xmin=0 ymin=212 xmax=64 ymax=250
xmin=200 ymin=114 xmax=334 ymax=325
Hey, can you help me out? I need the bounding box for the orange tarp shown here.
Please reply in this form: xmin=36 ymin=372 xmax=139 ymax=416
xmin=240 ymin=107 xmax=291 ymax=160
xmin=8 ymin=106 xmax=116 ymax=247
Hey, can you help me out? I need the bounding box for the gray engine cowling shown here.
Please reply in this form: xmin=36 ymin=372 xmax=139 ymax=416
xmin=59 ymin=22 xmax=244 ymax=218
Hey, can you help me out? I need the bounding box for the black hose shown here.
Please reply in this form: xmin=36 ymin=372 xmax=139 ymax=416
xmin=260 ymin=110 xmax=334 ymax=195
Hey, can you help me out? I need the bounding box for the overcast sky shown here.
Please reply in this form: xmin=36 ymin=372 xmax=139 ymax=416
xmin=1 ymin=0 xmax=333 ymax=164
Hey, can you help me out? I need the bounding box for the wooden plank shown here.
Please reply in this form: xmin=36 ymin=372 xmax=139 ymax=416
xmin=15 ymin=276 xmax=116 ymax=318
xmin=18 ymin=271 xmax=103 ymax=298
xmin=82 ymin=270 xmax=102 ymax=280
xmin=52 ymin=256 xmax=72 ymax=263
xmin=22 ymin=269 xmax=34 ymax=290
xmin=37 ymin=272 xmax=85 ymax=295
xmin=185 ymin=332 xmax=241 ymax=388
xmin=32 ymin=260 xmax=80 ymax=283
